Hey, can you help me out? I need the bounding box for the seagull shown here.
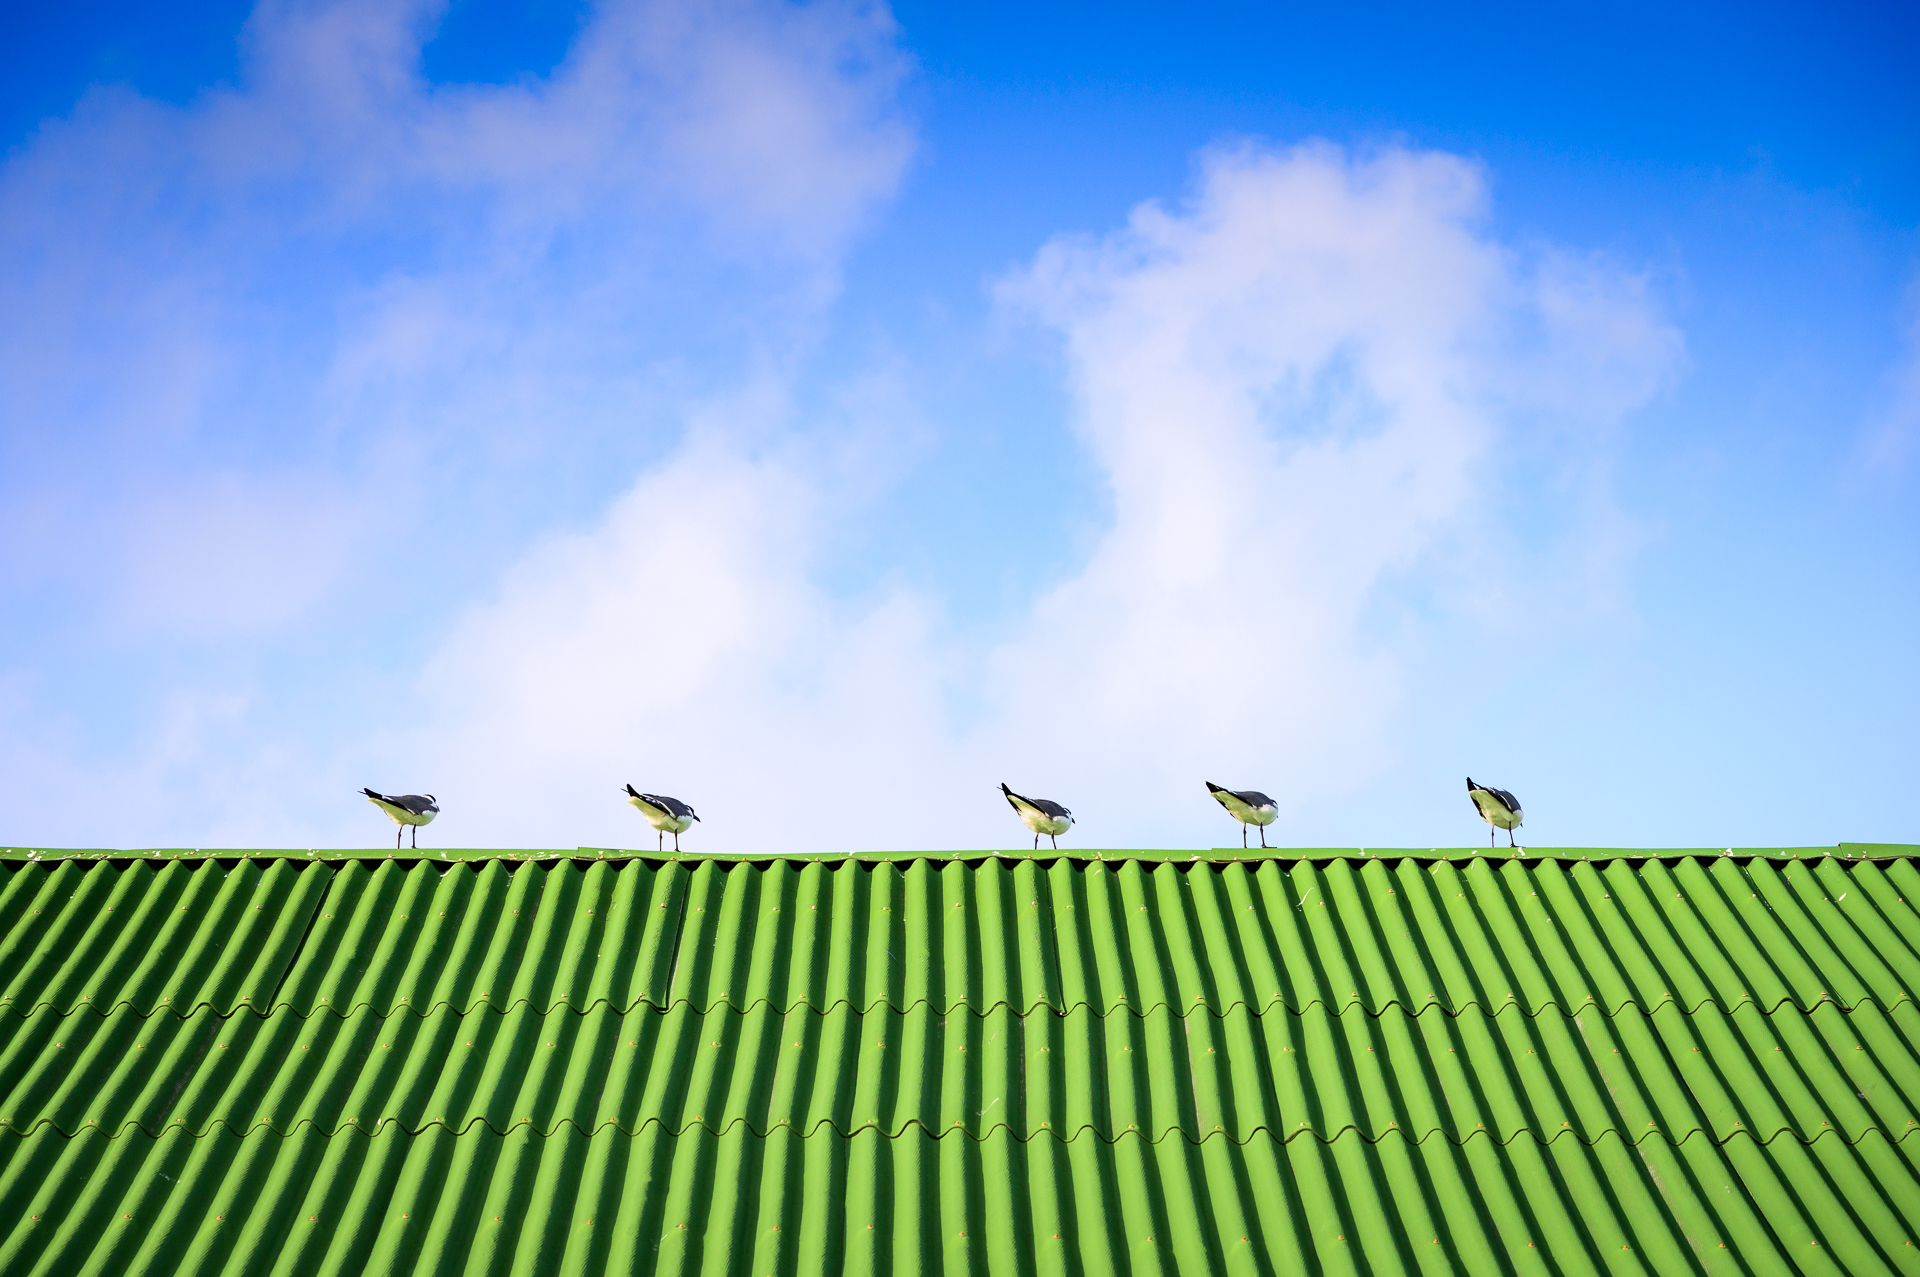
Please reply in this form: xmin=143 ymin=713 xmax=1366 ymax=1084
xmin=624 ymin=785 xmax=699 ymax=852
xmin=1206 ymin=782 xmax=1278 ymax=848
xmin=1466 ymin=777 xmax=1523 ymax=847
xmin=361 ymin=789 xmax=438 ymax=849
xmin=1001 ymin=782 xmax=1073 ymax=851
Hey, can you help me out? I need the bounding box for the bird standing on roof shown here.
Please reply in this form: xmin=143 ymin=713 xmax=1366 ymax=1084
xmin=1001 ymin=782 xmax=1073 ymax=851
xmin=625 ymin=785 xmax=699 ymax=852
xmin=362 ymin=789 xmax=439 ymax=849
xmin=1206 ymin=782 xmax=1278 ymax=848
xmin=1466 ymin=777 xmax=1523 ymax=847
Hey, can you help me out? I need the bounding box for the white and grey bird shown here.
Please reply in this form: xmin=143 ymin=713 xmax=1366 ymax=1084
xmin=1001 ymin=782 xmax=1073 ymax=851
xmin=1466 ymin=777 xmax=1523 ymax=847
xmin=361 ymin=789 xmax=439 ymax=849
xmin=624 ymin=785 xmax=699 ymax=852
xmin=1206 ymin=781 xmax=1278 ymax=848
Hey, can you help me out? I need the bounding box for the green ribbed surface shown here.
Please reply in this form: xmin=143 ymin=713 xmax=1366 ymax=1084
xmin=5 ymin=856 xmax=1915 ymax=1018
xmin=3 ymin=852 xmax=1918 ymax=1274
xmin=3 ymin=1126 xmax=1918 ymax=1276
xmin=6 ymin=999 xmax=1918 ymax=1146
xmin=2 ymin=842 xmax=1913 ymax=864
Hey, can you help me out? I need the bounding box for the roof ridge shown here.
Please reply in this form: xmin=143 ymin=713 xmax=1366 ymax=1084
xmin=4 ymin=844 xmax=1913 ymax=867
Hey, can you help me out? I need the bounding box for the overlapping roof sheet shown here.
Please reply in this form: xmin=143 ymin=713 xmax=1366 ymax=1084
xmin=2 ymin=848 xmax=1917 ymax=1273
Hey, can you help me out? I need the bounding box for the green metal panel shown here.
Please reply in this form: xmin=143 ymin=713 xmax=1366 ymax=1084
xmin=4 ymin=857 xmax=1914 ymax=1017
xmin=2 ymin=843 xmax=1913 ymax=865
xmin=0 ymin=859 xmax=329 ymax=1016
xmin=3 ymin=999 xmax=1916 ymax=1145
xmin=1 ymin=1126 xmax=1916 ymax=1275
xmin=2 ymin=850 xmax=1917 ymax=1274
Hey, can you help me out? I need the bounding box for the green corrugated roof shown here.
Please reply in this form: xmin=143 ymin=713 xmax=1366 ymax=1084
xmin=3 ymin=841 xmax=1917 ymax=865
xmin=3 ymin=851 xmax=1917 ymax=1273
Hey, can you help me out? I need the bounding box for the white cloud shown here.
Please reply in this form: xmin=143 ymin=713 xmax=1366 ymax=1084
xmin=400 ymin=141 xmax=1679 ymax=853
xmin=0 ymin=0 xmax=1686 ymax=854
xmin=404 ymin=408 xmax=959 ymax=851
xmin=0 ymin=0 xmax=914 ymax=845
xmin=0 ymin=0 xmax=911 ymax=639
xmin=971 ymin=143 xmax=1679 ymax=844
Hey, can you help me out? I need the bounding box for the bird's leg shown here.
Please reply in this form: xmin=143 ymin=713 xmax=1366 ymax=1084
xmin=1033 ymin=832 xmax=1039 ymax=851
xmin=1490 ymin=828 xmax=1495 ymax=849
xmin=1242 ymin=826 xmax=1248 ymax=849
xmin=657 ymin=830 xmax=663 ymax=853
xmin=1051 ymin=834 xmax=1059 ymax=851
xmin=412 ymin=825 xmax=418 ymax=849
xmin=1260 ymin=827 xmax=1268 ymax=849
xmin=396 ymin=828 xmax=402 ymax=850
xmin=674 ymin=831 xmax=680 ymax=853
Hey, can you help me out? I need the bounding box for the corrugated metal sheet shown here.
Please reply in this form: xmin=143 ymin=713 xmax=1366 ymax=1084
xmin=6 ymin=998 xmax=1917 ymax=1145
xmin=6 ymin=856 xmax=1917 ymax=1018
xmin=4 ymin=1125 xmax=1918 ymax=1275
xmin=3 ymin=842 xmax=1913 ymax=864
xmin=3 ymin=851 xmax=1918 ymax=1274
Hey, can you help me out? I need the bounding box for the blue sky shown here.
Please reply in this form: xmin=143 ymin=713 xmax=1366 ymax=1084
xmin=1 ymin=0 xmax=1914 ymax=852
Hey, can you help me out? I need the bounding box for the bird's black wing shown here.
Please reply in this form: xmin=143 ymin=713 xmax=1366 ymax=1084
xmin=1235 ymin=790 xmax=1276 ymax=808
xmin=1003 ymin=783 xmax=1068 ymax=817
xmin=1467 ymin=780 xmax=1520 ymax=815
xmin=641 ymin=793 xmax=695 ymax=819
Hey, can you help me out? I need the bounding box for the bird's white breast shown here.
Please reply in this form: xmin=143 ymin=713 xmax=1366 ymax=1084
xmin=1019 ymin=810 xmax=1072 ymax=836
xmin=371 ymin=798 xmax=435 ymax=827
xmin=1217 ymin=794 xmax=1278 ymax=826
xmin=1471 ymin=792 xmax=1521 ymax=829
xmin=629 ymin=799 xmax=693 ymax=834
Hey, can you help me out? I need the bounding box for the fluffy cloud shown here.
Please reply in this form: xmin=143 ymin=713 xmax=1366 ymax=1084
xmin=407 ymin=141 xmax=1679 ymax=853
xmin=975 ymin=144 xmax=1681 ymax=842
xmin=408 ymin=409 xmax=958 ymax=851
xmin=0 ymin=0 xmax=911 ymax=637
xmin=0 ymin=0 xmax=913 ymax=845
xmin=0 ymin=0 xmax=1683 ymax=849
